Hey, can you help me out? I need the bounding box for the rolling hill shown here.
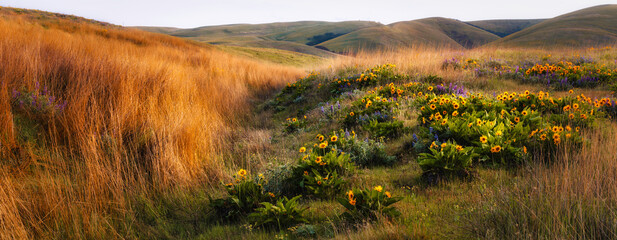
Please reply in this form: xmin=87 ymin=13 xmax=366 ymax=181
xmin=136 ymin=18 xmax=501 ymax=55
xmin=138 ymin=4 xmax=617 ymax=54
xmin=493 ymin=4 xmax=617 ymax=47
xmin=467 ymin=19 xmax=545 ymax=37
xmin=317 ymin=17 xmax=500 ymax=53
xmin=136 ymin=21 xmax=380 ymax=57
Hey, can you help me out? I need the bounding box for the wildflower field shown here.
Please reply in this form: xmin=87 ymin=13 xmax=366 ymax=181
xmin=2 ymin=7 xmax=617 ymax=239
xmin=201 ymin=47 xmax=617 ymax=239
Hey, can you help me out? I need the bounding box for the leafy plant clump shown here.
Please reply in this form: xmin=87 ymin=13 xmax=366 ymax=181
xmin=337 ymin=186 xmax=403 ymax=222
xmin=330 ymin=130 xmax=397 ymax=167
xmin=248 ymin=195 xmax=308 ymax=231
xmin=417 ymin=140 xmax=478 ymax=176
xmin=209 ymin=169 xmax=276 ymax=222
xmin=11 ymin=83 xmax=66 ymax=122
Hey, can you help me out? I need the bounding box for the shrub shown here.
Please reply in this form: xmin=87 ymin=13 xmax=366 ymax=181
xmin=209 ymin=169 xmax=275 ymax=221
xmin=273 ymin=72 xmax=319 ymax=107
xmin=413 ymin=91 xmax=596 ymax=167
xmin=331 ymin=130 xmax=397 ymax=167
xmin=416 ymin=140 xmax=478 ymax=175
xmin=293 ymin=151 xmax=354 ymax=198
xmin=290 ymin=224 xmax=317 ymax=238
xmin=362 ymin=120 xmax=404 ymax=138
xmin=328 ymin=64 xmax=408 ymax=94
xmin=11 ymin=84 xmax=66 ymax=121
xmin=342 ymin=94 xmax=398 ymax=127
xmin=248 ymin=195 xmax=308 ymax=231
xmin=261 ymin=164 xmax=297 ymax=197
xmin=336 ymin=186 xmax=403 ymax=222
xmin=320 ymin=101 xmax=343 ymax=120
xmin=283 ymin=117 xmax=306 ymax=133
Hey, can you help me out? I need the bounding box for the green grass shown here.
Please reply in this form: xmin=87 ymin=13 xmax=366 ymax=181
xmin=216 ymin=45 xmax=324 ymax=67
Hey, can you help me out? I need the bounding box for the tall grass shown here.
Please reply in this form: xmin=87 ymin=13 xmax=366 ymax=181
xmin=0 ymin=10 xmax=302 ymax=238
xmin=469 ymin=122 xmax=617 ymax=239
xmin=322 ymin=46 xmax=617 ymax=87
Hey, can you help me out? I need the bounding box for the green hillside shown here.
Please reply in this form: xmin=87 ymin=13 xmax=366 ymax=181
xmin=136 ymin=21 xmax=379 ymax=57
xmin=133 ymin=26 xmax=181 ymax=34
xmin=267 ymin=21 xmax=381 ymax=45
xmin=467 ymin=19 xmax=545 ymax=37
xmin=215 ymin=45 xmax=323 ymax=66
xmin=493 ymin=5 xmax=617 ymax=47
xmin=226 ymin=39 xmax=337 ymax=58
xmin=135 ymin=4 xmax=617 ymax=55
xmin=317 ymin=17 xmax=500 ymax=53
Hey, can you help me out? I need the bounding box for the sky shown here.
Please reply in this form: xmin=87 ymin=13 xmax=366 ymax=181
xmin=0 ymin=0 xmax=614 ymax=28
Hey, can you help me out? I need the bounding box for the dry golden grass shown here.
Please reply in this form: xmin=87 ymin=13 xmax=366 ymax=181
xmin=469 ymin=122 xmax=617 ymax=239
xmin=320 ymin=46 xmax=617 ymax=89
xmin=0 ymin=12 xmax=302 ymax=238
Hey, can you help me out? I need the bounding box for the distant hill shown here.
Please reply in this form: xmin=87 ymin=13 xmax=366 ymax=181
xmin=466 ymin=19 xmax=545 ymax=37
xmin=317 ymin=17 xmax=499 ymax=53
xmin=135 ymin=4 xmax=617 ymax=55
xmin=134 ymin=26 xmax=181 ymax=34
xmin=136 ymin=21 xmax=380 ymax=57
xmin=493 ymin=5 xmax=617 ymax=47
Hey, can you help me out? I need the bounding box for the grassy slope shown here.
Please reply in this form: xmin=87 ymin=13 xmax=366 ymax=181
xmin=131 ymin=26 xmax=181 ymax=34
xmin=0 ymin=6 xmax=305 ymax=239
xmin=216 ymin=45 xmax=323 ymax=66
xmin=137 ymin=21 xmax=378 ymax=57
xmin=466 ymin=19 xmax=545 ymax=37
xmin=267 ymin=21 xmax=382 ymax=45
xmin=493 ymin=4 xmax=617 ymax=47
xmin=191 ymin=47 xmax=617 ymax=239
xmin=318 ymin=18 xmax=500 ymax=53
xmin=227 ymin=39 xmax=338 ymax=58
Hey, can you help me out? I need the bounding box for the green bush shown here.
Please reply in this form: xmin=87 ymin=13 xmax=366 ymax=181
xmin=342 ymin=94 xmax=398 ymax=127
xmin=362 ymin=120 xmax=404 ymax=138
xmin=330 ymin=130 xmax=397 ymax=167
xmin=209 ymin=169 xmax=275 ymax=221
xmin=289 ymin=224 xmax=317 ymax=238
xmin=261 ymin=164 xmax=297 ymax=197
xmin=328 ymin=64 xmax=408 ymax=94
xmin=283 ymin=117 xmax=306 ymax=133
xmin=248 ymin=196 xmax=308 ymax=231
xmin=293 ymin=151 xmax=354 ymax=199
xmin=417 ymin=140 xmax=478 ymax=175
xmin=11 ymin=84 xmax=66 ymax=122
xmin=336 ymin=186 xmax=403 ymax=222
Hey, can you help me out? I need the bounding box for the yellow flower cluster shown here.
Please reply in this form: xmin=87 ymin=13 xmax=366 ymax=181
xmin=525 ymin=62 xmax=615 ymax=77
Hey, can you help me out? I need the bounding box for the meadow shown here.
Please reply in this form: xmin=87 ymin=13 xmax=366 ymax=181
xmin=2 ymin=7 xmax=617 ymax=240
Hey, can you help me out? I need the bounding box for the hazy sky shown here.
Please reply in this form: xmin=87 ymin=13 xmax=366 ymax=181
xmin=1 ymin=0 xmax=614 ymax=28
